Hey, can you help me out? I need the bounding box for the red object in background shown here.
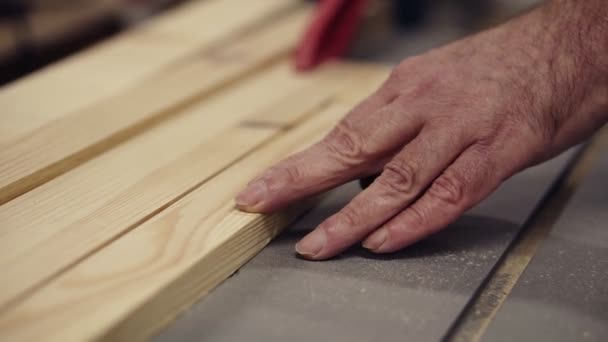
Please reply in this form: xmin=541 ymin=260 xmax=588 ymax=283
xmin=295 ymin=0 xmax=368 ymax=71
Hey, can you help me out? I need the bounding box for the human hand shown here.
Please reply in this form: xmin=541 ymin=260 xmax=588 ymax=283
xmin=235 ymin=1 xmax=608 ymax=260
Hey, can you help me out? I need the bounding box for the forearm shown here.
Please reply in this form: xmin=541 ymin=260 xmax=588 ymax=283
xmin=541 ymin=0 xmax=608 ymax=146
xmin=544 ymin=0 xmax=608 ymax=79
xmin=484 ymin=0 xmax=608 ymax=154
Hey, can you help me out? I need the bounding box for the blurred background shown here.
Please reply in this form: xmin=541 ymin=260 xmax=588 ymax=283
xmin=0 ymin=0 xmax=541 ymax=86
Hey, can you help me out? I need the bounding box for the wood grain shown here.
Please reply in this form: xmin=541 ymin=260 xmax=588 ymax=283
xmin=0 ymin=0 xmax=299 ymax=144
xmin=0 ymin=101 xmax=355 ymax=342
xmin=0 ymin=64 xmax=389 ymax=341
xmin=0 ymin=61 xmax=388 ymax=314
xmin=0 ymin=62 xmax=312 ymax=310
xmin=0 ymin=2 xmax=312 ymax=206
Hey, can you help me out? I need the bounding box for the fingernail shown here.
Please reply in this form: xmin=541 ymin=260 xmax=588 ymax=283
xmin=295 ymin=229 xmax=327 ymax=259
xmin=235 ymin=179 xmax=267 ymax=209
xmin=363 ymin=229 xmax=387 ymax=251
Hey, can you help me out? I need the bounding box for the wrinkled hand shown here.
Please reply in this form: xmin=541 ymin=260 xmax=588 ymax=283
xmin=235 ymin=2 xmax=607 ymax=260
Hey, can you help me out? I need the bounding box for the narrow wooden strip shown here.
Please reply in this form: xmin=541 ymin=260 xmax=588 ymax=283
xmin=0 ymin=61 xmax=373 ymax=312
xmin=0 ymin=0 xmax=299 ymax=144
xmin=0 ymin=101 xmax=352 ymax=342
xmin=0 ymin=4 xmax=312 ymax=206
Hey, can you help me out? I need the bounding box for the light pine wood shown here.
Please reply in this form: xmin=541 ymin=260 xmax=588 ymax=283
xmin=0 ymin=103 xmax=350 ymax=342
xmin=0 ymin=64 xmax=389 ymax=341
xmin=0 ymin=0 xmax=392 ymax=337
xmin=0 ymin=0 xmax=299 ymax=145
xmin=0 ymin=61 xmax=373 ymax=312
xmin=0 ymin=3 xmax=312 ymax=206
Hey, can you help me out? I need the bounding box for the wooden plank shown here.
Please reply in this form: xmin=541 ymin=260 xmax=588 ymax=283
xmin=482 ymin=130 xmax=608 ymax=342
xmin=0 ymin=64 xmax=390 ymax=341
xmin=0 ymin=3 xmax=312 ymax=205
xmin=0 ymin=0 xmax=299 ymax=144
xmin=0 ymin=107 xmax=336 ymax=342
xmin=0 ymin=62 xmax=388 ymax=313
xmin=0 ymin=61 xmax=348 ymax=311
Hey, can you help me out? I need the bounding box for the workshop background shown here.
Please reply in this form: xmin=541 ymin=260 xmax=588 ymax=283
xmin=0 ymin=0 xmax=540 ymax=85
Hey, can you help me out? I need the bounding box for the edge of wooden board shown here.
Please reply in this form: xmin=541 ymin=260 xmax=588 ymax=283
xmin=0 ymin=0 xmax=299 ymax=142
xmin=0 ymin=0 xmax=311 ymax=206
xmin=0 ymin=62 xmax=334 ymax=311
xmin=0 ymin=63 xmax=390 ymax=342
xmin=0 ymin=102 xmax=342 ymax=342
xmin=0 ymin=62 xmax=390 ymax=314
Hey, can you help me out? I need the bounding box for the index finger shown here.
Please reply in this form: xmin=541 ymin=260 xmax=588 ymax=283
xmin=234 ymin=87 xmax=401 ymax=213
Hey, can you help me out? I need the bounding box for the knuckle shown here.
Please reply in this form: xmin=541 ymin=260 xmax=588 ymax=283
xmin=378 ymin=160 xmax=418 ymax=196
xmin=385 ymin=206 xmax=430 ymax=238
xmin=405 ymin=75 xmax=443 ymax=101
xmin=388 ymin=64 xmax=406 ymax=82
xmin=390 ymin=57 xmax=437 ymax=86
xmin=474 ymin=134 xmax=496 ymax=152
xmin=324 ymin=120 xmax=367 ymax=165
xmin=406 ymin=205 xmax=442 ymax=238
xmin=387 ymin=57 xmax=419 ymax=83
xmin=405 ymin=205 xmax=426 ymax=229
xmin=427 ymin=171 xmax=467 ymax=207
xmin=395 ymin=56 xmax=421 ymax=73
xmin=337 ymin=206 xmax=361 ymax=229
xmin=265 ymin=163 xmax=301 ymax=189
xmin=322 ymin=207 xmax=360 ymax=239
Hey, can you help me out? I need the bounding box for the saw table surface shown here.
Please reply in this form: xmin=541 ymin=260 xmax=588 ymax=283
xmin=483 ymin=141 xmax=608 ymax=342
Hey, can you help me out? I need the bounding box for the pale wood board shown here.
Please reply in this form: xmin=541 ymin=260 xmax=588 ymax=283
xmin=0 ymin=64 xmax=390 ymax=342
xmin=0 ymin=104 xmax=345 ymax=342
xmin=0 ymin=3 xmax=312 ymax=205
xmin=0 ymin=0 xmax=299 ymax=144
xmin=0 ymin=61 xmax=384 ymax=312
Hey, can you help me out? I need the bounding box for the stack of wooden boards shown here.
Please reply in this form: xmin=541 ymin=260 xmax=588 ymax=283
xmin=0 ymin=0 xmax=391 ymax=340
